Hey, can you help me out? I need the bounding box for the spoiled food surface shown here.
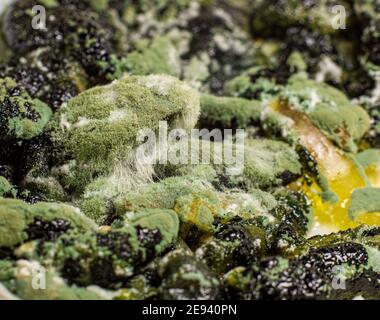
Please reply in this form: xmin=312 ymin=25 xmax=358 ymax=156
xmin=0 ymin=0 xmax=380 ymax=300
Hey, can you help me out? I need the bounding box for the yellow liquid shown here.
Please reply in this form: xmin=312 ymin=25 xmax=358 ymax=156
xmin=270 ymin=100 xmax=380 ymax=232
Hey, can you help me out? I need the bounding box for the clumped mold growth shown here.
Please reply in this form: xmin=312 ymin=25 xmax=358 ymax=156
xmin=49 ymin=74 xmax=200 ymax=194
xmin=0 ymin=0 xmax=380 ymax=300
xmin=0 ymin=77 xmax=52 ymax=142
xmin=0 ymin=198 xmax=97 ymax=248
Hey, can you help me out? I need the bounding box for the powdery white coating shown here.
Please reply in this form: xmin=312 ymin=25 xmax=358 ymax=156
xmin=137 ymin=74 xmax=180 ymax=95
xmin=0 ymin=0 xmax=12 ymax=13
xmin=369 ymin=73 xmax=380 ymax=105
xmin=16 ymin=260 xmax=38 ymax=278
xmin=225 ymin=192 xmax=277 ymax=219
xmin=308 ymin=90 xmax=322 ymax=111
xmin=102 ymin=83 xmax=119 ymax=104
xmin=59 ymin=114 xmax=72 ymax=130
xmin=307 ymin=221 xmax=335 ymax=238
xmin=73 ymin=117 xmax=91 ymax=128
xmin=315 ymin=56 xmax=343 ymax=83
xmin=136 ymin=74 xmax=200 ymax=132
xmin=107 ymin=109 xmax=131 ymax=123
xmin=86 ymin=286 xmax=119 ymax=300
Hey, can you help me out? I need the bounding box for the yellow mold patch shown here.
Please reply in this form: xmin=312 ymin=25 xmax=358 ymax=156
xmin=271 ymin=99 xmax=380 ymax=233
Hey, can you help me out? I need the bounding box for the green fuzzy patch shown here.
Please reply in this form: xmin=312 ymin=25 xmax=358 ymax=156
xmin=125 ymin=208 xmax=180 ymax=252
xmin=200 ymin=94 xmax=263 ymax=129
xmin=356 ymin=149 xmax=380 ymax=169
xmin=174 ymin=191 xmax=221 ymax=233
xmin=229 ymin=139 xmax=302 ymax=189
xmin=0 ymin=260 xmax=101 ymax=300
xmin=126 ymin=36 xmax=182 ymax=77
xmin=349 ymin=188 xmax=380 ymax=220
xmin=0 ymin=77 xmax=52 ymax=141
xmin=0 ymin=176 xmax=16 ymax=198
xmin=283 ymin=77 xmax=370 ymax=152
xmin=115 ymin=175 xmax=211 ymax=214
xmin=0 ymin=198 xmax=97 ymax=248
xmin=50 ymin=74 xmax=200 ymax=192
xmin=224 ymin=67 xmax=282 ymax=101
xmin=88 ymin=0 xmax=109 ymax=11
xmin=38 ymin=0 xmax=59 ymax=7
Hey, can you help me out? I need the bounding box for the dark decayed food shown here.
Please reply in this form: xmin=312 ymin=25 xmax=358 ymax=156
xmin=1 ymin=0 xmax=380 ymax=300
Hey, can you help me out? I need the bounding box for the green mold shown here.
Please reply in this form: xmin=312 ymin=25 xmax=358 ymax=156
xmin=349 ymin=188 xmax=380 ymax=220
xmin=0 ymin=198 xmax=97 ymax=248
xmin=0 ymin=77 xmax=52 ymax=142
xmin=50 ymin=74 xmax=200 ymax=193
xmin=283 ymin=77 xmax=371 ymax=152
xmin=0 ymin=259 xmax=102 ymax=300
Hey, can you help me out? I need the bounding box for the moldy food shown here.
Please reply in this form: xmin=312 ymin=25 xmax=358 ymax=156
xmin=1 ymin=0 xmax=380 ymax=300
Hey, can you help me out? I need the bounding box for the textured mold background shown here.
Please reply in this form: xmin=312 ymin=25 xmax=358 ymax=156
xmin=0 ymin=1 xmax=13 ymax=13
